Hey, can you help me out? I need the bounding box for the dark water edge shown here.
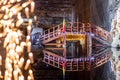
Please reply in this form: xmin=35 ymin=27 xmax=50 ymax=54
xmin=91 ymin=61 xmax=115 ymax=80
xmin=33 ymin=61 xmax=116 ymax=80
xmin=66 ymin=71 xmax=91 ymax=80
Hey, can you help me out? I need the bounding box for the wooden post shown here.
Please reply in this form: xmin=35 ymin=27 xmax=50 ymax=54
xmin=77 ymin=16 xmax=79 ymax=32
xmin=48 ymin=29 xmax=50 ymax=38
xmin=86 ymin=34 xmax=92 ymax=57
xmin=71 ymin=22 xmax=72 ymax=32
xmin=53 ymin=27 xmax=55 ymax=37
xmin=58 ymin=25 xmax=60 ymax=29
xmin=71 ymin=5 xmax=75 ymax=32
xmin=63 ymin=33 xmax=66 ymax=58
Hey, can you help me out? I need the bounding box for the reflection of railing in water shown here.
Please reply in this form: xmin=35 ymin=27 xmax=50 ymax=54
xmin=43 ymin=49 xmax=112 ymax=71
xmin=92 ymin=49 xmax=112 ymax=68
xmin=43 ymin=50 xmax=63 ymax=69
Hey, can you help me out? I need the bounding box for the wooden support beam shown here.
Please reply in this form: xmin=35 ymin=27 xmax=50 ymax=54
xmin=46 ymin=48 xmax=64 ymax=50
xmin=86 ymin=35 xmax=92 ymax=57
xmin=45 ymin=43 xmax=63 ymax=46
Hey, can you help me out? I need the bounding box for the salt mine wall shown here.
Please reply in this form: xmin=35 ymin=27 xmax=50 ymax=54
xmin=74 ymin=0 xmax=120 ymax=31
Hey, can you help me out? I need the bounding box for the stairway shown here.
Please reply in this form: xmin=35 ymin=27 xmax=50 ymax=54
xmin=40 ymin=25 xmax=64 ymax=44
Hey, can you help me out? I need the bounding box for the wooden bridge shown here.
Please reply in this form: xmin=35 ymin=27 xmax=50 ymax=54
xmin=37 ymin=22 xmax=112 ymax=71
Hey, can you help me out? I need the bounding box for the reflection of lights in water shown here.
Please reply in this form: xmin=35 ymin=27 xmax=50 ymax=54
xmin=0 ymin=0 xmax=35 ymax=80
xmin=111 ymin=48 xmax=120 ymax=80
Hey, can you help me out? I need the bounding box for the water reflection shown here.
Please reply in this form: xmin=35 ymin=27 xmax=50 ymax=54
xmin=92 ymin=48 xmax=120 ymax=80
xmin=90 ymin=47 xmax=114 ymax=80
xmin=32 ymin=44 xmax=118 ymax=80
xmin=110 ymin=48 xmax=120 ymax=80
xmin=66 ymin=41 xmax=84 ymax=58
xmin=42 ymin=47 xmax=115 ymax=80
xmin=64 ymin=47 xmax=115 ymax=80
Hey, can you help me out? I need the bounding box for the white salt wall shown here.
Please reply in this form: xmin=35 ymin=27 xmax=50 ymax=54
xmin=111 ymin=7 xmax=120 ymax=47
xmin=111 ymin=48 xmax=120 ymax=80
xmin=110 ymin=2 xmax=120 ymax=80
xmin=111 ymin=7 xmax=120 ymax=77
xmin=111 ymin=35 xmax=120 ymax=47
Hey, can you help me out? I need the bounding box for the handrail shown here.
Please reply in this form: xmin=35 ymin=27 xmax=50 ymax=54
xmin=44 ymin=23 xmax=63 ymax=31
xmin=43 ymin=49 xmax=112 ymax=71
xmin=91 ymin=24 xmax=112 ymax=42
xmin=40 ymin=27 xmax=63 ymax=41
xmin=43 ymin=50 xmax=62 ymax=59
xmin=39 ymin=22 xmax=112 ymax=44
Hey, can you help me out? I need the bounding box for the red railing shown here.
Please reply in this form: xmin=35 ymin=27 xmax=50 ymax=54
xmin=43 ymin=50 xmax=63 ymax=69
xmin=40 ymin=22 xmax=112 ymax=44
xmin=93 ymin=49 xmax=112 ymax=68
xmin=91 ymin=24 xmax=112 ymax=43
xmin=43 ymin=49 xmax=112 ymax=71
xmin=40 ymin=24 xmax=63 ymax=41
xmin=65 ymin=57 xmax=91 ymax=71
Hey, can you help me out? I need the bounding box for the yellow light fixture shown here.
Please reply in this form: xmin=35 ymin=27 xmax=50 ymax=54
xmin=66 ymin=34 xmax=85 ymax=41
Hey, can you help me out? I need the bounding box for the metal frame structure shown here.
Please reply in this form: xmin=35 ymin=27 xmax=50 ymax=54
xmin=38 ymin=22 xmax=112 ymax=71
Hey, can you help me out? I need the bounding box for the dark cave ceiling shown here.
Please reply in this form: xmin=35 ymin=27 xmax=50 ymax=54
xmin=34 ymin=0 xmax=119 ymax=31
xmin=34 ymin=0 xmax=72 ymax=28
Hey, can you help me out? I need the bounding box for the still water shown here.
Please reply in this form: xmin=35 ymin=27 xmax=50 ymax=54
xmin=33 ymin=47 xmax=118 ymax=80
xmin=65 ymin=47 xmax=115 ymax=80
